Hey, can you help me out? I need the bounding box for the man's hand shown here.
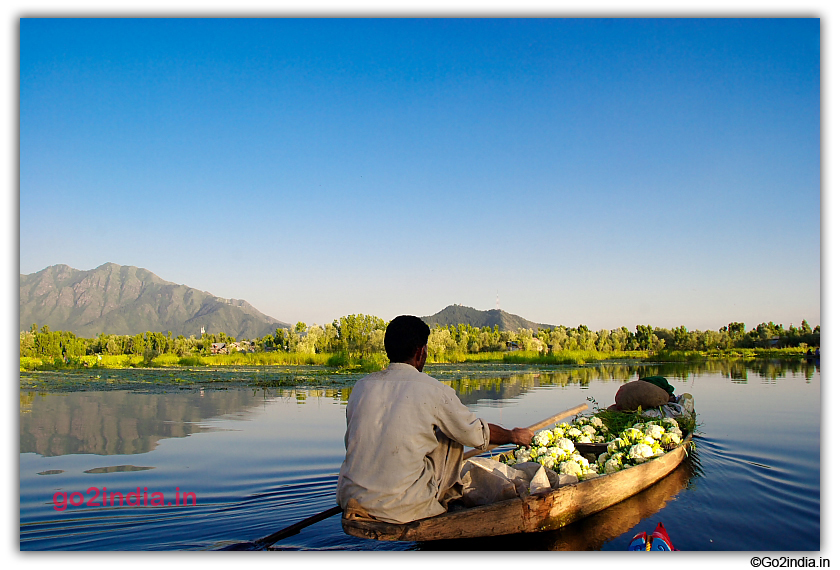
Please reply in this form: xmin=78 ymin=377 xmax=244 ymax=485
xmin=488 ymin=423 xmax=534 ymax=447
xmin=510 ymin=427 xmax=534 ymax=447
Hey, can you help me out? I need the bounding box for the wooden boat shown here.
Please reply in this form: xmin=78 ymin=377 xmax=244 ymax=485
xmin=342 ymin=434 xmax=693 ymax=541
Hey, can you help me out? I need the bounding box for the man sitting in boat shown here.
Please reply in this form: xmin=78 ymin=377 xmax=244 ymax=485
xmin=336 ymin=315 xmax=534 ymax=524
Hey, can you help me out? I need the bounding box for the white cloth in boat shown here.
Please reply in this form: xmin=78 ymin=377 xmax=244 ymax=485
xmin=336 ymin=362 xmax=491 ymax=524
xmin=459 ymin=458 xmax=578 ymax=507
xmin=641 ymin=393 xmax=695 ymax=420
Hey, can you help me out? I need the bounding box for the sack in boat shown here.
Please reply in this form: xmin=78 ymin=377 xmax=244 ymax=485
xmin=459 ymin=458 xmax=577 ymax=507
xmin=512 ymin=461 xmax=576 ymax=493
xmin=614 ymin=380 xmax=670 ymax=411
xmin=459 ymin=457 xmax=526 ymax=507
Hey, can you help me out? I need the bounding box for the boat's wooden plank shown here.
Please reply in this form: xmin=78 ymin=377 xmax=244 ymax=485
xmin=342 ymin=436 xmax=692 ymax=541
xmin=523 ymin=438 xmax=690 ymax=533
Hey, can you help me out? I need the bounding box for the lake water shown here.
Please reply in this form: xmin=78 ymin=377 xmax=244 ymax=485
xmin=19 ymin=360 xmax=821 ymax=551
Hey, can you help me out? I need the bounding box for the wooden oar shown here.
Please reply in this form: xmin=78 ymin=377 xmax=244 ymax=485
xmin=463 ymin=402 xmax=588 ymax=459
xmin=218 ymin=505 xmax=343 ymax=550
xmin=220 ymin=402 xmax=587 ymax=550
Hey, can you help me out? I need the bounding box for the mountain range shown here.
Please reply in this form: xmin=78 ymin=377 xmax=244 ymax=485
xmin=19 ymin=263 xmax=290 ymax=338
xmin=421 ymin=304 xmax=554 ymax=331
xmin=20 ymin=263 xmax=554 ymax=337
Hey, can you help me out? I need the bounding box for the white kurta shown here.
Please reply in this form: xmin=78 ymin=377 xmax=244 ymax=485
xmin=336 ymin=362 xmax=491 ymax=523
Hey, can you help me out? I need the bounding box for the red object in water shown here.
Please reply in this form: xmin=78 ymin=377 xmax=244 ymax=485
xmin=649 ymin=522 xmax=677 ymax=551
xmin=627 ymin=522 xmax=677 ymax=551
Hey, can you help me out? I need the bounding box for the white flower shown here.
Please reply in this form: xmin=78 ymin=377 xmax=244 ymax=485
xmin=556 ymin=438 xmax=575 ymax=453
xmin=575 ymin=455 xmax=590 ymax=468
xmin=597 ymin=452 xmax=609 ymax=467
xmin=628 ymin=443 xmax=654 ymax=463
xmin=567 ymin=427 xmax=582 ymax=438
xmin=604 ymin=458 xmax=622 ymax=473
xmin=534 ymin=430 xmax=552 ymax=447
xmin=668 ymin=426 xmax=683 ymax=438
xmin=552 ymin=427 xmax=565 ymax=439
xmin=595 ymin=435 xmax=605 ymax=443
xmin=558 ymin=461 xmax=582 ymax=478
xmin=661 ymin=432 xmax=681 ymax=445
xmin=645 ymin=424 xmax=665 ymax=440
xmin=582 ymin=425 xmax=597 ymax=436
xmin=548 ymin=447 xmax=570 ymax=462
xmin=643 ymin=435 xmax=656 ymax=446
xmin=514 ymin=448 xmax=532 ymax=463
xmin=578 ymin=435 xmax=592 ymax=443
xmin=633 ymin=423 xmax=646 ymax=430
xmin=537 ymin=446 xmax=548 ymax=456
xmin=538 ymin=455 xmax=556 ymax=469
xmin=607 ymin=439 xmax=621 ymax=454
xmin=625 ymin=428 xmax=643 ymax=442
xmin=591 ymin=417 xmax=604 ymax=429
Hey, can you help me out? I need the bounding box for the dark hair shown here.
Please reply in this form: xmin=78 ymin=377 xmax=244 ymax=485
xmin=384 ymin=315 xmax=431 ymax=363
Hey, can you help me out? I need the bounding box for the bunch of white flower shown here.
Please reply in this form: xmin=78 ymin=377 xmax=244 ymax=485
xmin=603 ymin=456 xmax=623 ymax=474
xmin=628 ymin=443 xmax=655 ymax=462
xmin=501 ymin=426 xmax=599 ymax=481
xmin=556 ymin=437 xmax=575 ymax=454
xmin=514 ymin=447 xmax=532 ymax=464
xmin=534 ymin=430 xmax=553 ymax=447
xmin=644 ymin=424 xmax=666 ymax=440
xmin=660 ymin=432 xmax=681 ymax=446
xmin=554 ymin=416 xmax=613 ymax=444
xmin=595 ymin=419 xmax=683 ymax=474
xmin=556 ymin=460 xmax=582 ymax=478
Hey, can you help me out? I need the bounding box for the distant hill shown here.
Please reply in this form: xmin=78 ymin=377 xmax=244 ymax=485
xmin=19 ymin=263 xmax=290 ymax=338
xmin=421 ymin=304 xmax=555 ymax=332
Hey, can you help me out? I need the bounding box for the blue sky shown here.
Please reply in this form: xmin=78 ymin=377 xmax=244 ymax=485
xmin=18 ymin=17 xmax=821 ymax=332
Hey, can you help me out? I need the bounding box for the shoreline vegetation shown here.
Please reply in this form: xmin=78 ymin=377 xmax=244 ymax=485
xmin=19 ymin=347 xmax=815 ymax=373
xmin=20 ymin=316 xmax=819 ymax=374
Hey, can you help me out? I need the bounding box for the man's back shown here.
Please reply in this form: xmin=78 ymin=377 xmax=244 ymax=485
xmin=336 ymin=362 xmax=488 ymax=523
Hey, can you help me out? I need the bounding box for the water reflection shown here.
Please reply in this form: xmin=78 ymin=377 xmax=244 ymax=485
xmin=20 ymin=390 xmax=261 ymax=457
xmin=435 ymin=359 xmax=819 ymax=400
xmin=84 ymin=465 xmax=155 ymax=474
xmin=21 ymin=360 xmax=813 ymax=458
xmin=19 ymin=361 xmax=818 ymax=551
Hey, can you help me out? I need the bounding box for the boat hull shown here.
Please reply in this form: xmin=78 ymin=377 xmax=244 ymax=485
xmin=342 ymin=435 xmax=692 ymax=541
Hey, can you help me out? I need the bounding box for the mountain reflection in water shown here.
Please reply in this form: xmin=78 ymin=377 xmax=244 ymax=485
xmin=19 ymin=389 xmax=260 ymax=456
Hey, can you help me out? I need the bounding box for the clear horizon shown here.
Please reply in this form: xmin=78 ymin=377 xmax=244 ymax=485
xmin=20 ymin=18 xmax=821 ymax=333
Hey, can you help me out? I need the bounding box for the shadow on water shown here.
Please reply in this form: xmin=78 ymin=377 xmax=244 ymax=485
xmin=417 ymin=447 xmax=703 ymax=551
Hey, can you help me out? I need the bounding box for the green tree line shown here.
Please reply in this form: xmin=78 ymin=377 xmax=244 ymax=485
xmin=20 ymin=317 xmax=819 ymax=362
